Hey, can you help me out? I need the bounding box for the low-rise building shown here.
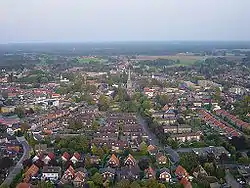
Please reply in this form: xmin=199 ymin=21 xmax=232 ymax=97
xmin=42 ymin=166 xmax=62 ymax=181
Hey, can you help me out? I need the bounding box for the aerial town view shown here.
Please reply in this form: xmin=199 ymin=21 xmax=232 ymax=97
xmin=1 ymin=1 xmax=250 ymax=188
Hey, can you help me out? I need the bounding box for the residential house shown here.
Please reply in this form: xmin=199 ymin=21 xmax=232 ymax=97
xmin=24 ymin=164 xmax=39 ymax=182
xmin=124 ymin=154 xmax=137 ymax=167
xmin=0 ymin=133 xmax=8 ymax=144
xmin=147 ymin=145 xmax=158 ymax=156
xmin=70 ymin=152 xmax=81 ymax=164
xmin=92 ymin=139 xmax=129 ymax=152
xmin=171 ymin=131 xmax=202 ymax=142
xmin=192 ymin=146 xmax=231 ymax=160
xmin=108 ymin=154 xmax=120 ymax=168
xmin=144 ymin=88 xmax=155 ymax=98
xmin=16 ymin=183 xmax=31 ymax=188
xmin=43 ymin=152 xmax=55 ymax=165
xmin=157 ymin=116 xmax=177 ymax=125
xmin=1 ymin=106 xmax=15 ymax=113
xmin=119 ymin=166 xmax=140 ymax=180
xmin=100 ymin=167 xmax=116 ymax=180
xmin=175 ymin=165 xmax=193 ymax=188
xmin=163 ymin=109 xmax=176 ymax=119
xmin=163 ymin=124 xmax=192 ymax=134
xmin=61 ymin=152 xmax=70 ymax=162
xmin=175 ymin=165 xmax=189 ymax=180
xmin=89 ymin=155 xmax=101 ymax=165
xmin=34 ymin=144 xmax=47 ymax=154
xmin=151 ymin=112 xmax=163 ymax=119
xmin=73 ymin=169 xmax=87 ymax=187
xmin=42 ymin=166 xmax=61 ymax=181
xmin=61 ymin=165 xmax=75 ymax=182
xmin=144 ymin=167 xmax=156 ymax=179
xmin=156 ymin=152 xmax=168 ymax=165
xmin=159 ymin=168 xmax=171 ymax=182
xmin=192 ymin=165 xmax=208 ymax=178
xmin=180 ymin=176 xmax=193 ymax=188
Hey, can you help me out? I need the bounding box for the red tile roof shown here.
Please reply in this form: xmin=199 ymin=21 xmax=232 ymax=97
xmin=175 ymin=165 xmax=188 ymax=177
xmin=47 ymin=152 xmax=55 ymax=160
xmin=180 ymin=177 xmax=192 ymax=188
xmin=62 ymin=152 xmax=70 ymax=161
xmin=73 ymin=152 xmax=81 ymax=160
xmin=16 ymin=183 xmax=31 ymax=188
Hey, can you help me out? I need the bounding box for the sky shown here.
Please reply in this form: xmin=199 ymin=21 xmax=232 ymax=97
xmin=1 ymin=0 xmax=250 ymax=43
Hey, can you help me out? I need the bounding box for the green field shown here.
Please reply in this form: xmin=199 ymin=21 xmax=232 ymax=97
xmin=134 ymin=55 xmax=204 ymax=66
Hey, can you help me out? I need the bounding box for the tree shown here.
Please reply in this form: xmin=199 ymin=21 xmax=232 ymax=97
xmin=139 ymin=141 xmax=148 ymax=155
xmin=20 ymin=122 xmax=30 ymax=132
xmin=96 ymin=148 xmax=105 ymax=157
xmin=98 ymin=95 xmax=110 ymax=111
xmin=0 ymin=184 xmax=9 ymax=188
xmin=155 ymin=94 xmax=169 ymax=107
xmin=138 ymin=158 xmax=150 ymax=171
xmin=238 ymin=156 xmax=250 ymax=164
xmin=92 ymin=120 xmax=100 ymax=131
xmin=130 ymin=181 xmax=141 ymax=188
xmin=86 ymin=84 xmax=97 ymax=93
xmin=204 ymin=163 xmax=215 ymax=176
xmin=213 ymin=87 xmax=222 ymax=103
xmin=14 ymin=106 xmax=25 ymax=118
xmin=102 ymin=145 xmax=110 ymax=154
xmin=146 ymin=179 xmax=159 ymax=188
xmin=89 ymin=167 xmax=99 ymax=176
xmin=116 ymin=179 xmax=130 ymax=188
xmin=0 ymin=157 xmax=14 ymax=169
xmin=92 ymin=172 xmax=103 ymax=186
xmin=179 ymin=153 xmax=199 ymax=172
xmin=37 ymin=181 xmax=54 ymax=188
xmin=91 ymin=144 xmax=98 ymax=155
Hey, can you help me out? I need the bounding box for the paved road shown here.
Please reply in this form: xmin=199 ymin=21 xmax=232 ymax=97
xmin=176 ymin=148 xmax=193 ymax=153
xmin=225 ymin=170 xmax=242 ymax=188
xmin=2 ymin=136 xmax=31 ymax=186
xmin=137 ymin=115 xmax=180 ymax=164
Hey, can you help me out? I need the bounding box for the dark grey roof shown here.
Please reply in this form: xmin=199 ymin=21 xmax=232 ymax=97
xmin=120 ymin=166 xmax=141 ymax=176
xmin=42 ymin=166 xmax=61 ymax=174
xmin=160 ymin=168 xmax=170 ymax=174
xmin=100 ymin=167 xmax=116 ymax=175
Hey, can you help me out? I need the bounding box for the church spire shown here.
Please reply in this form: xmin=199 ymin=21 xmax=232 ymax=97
xmin=126 ymin=67 xmax=133 ymax=96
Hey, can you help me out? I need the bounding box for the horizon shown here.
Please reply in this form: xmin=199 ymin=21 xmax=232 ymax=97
xmin=1 ymin=40 xmax=250 ymax=45
xmin=1 ymin=0 xmax=250 ymax=43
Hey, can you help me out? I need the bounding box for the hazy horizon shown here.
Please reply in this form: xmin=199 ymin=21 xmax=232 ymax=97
xmin=1 ymin=0 xmax=250 ymax=43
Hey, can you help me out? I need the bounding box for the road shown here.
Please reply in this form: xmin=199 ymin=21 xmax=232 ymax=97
xmin=137 ymin=115 xmax=180 ymax=164
xmin=225 ymin=170 xmax=242 ymax=188
xmin=2 ymin=136 xmax=31 ymax=186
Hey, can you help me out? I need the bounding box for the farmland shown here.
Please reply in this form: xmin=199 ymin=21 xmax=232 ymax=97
xmin=77 ymin=57 xmax=107 ymax=64
xmin=133 ymin=54 xmax=204 ymax=66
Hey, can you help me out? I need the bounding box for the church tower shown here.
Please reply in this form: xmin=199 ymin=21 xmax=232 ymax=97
xmin=126 ymin=68 xmax=133 ymax=96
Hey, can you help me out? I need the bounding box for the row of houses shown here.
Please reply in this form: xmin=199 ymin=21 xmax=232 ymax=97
xmin=22 ymin=150 xmax=192 ymax=187
xmin=215 ymin=109 xmax=249 ymax=130
xmin=199 ymin=109 xmax=240 ymax=138
xmin=92 ymin=113 xmax=149 ymax=152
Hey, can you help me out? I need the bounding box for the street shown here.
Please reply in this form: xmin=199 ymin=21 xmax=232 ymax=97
xmin=137 ymin=115 xmax=180 ymax=164
xmin=225 ymin=170 xmax=242 ymax=188
xmin=2 ymin=136 xmax=31 ymax=186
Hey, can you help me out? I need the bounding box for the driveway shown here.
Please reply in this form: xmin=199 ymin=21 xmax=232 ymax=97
xmin=2 ymin=136 xmax=31 ymax=186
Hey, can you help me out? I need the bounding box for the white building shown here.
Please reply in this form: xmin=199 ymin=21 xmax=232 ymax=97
xmin=42 ymin=166 xmax=61 ymax=181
